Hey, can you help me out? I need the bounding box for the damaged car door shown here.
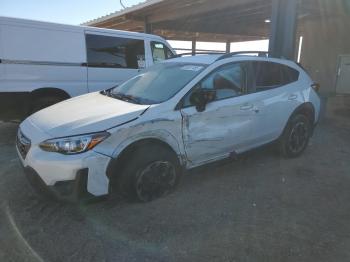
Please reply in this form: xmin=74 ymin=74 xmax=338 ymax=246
xmin=180 ymin=62 xmax=258 ymax=165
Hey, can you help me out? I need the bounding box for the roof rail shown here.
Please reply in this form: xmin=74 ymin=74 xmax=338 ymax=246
xmin=173 ymin=51 xmax=225 ymax=58
xmin=215 ymin=51 xmax=270 ymax=61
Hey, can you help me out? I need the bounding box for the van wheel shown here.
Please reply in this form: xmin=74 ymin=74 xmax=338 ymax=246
xmin=30 ymin=96 xmax=65 ymax=115
xmin=116 ymin=145 xmax=181 ymax=202
xmin=279 ymin=114 xmax=312 ymax=158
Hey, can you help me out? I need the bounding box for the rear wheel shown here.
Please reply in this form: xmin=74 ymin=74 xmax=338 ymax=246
xmin=279 ymin=114 xmax=312 ymax=158
xmin=114 ymin=145 xmax=181 ymax=202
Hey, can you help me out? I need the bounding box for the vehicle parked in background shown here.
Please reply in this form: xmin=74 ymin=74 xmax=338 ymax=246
xmin=16 ymin=52 xmax=321 ymax=203
xmin=0 ymin=16 xmax=175 ymax=119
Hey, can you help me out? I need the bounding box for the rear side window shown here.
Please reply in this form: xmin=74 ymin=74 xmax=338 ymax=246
xmin=282 ymin=65 xmax=300 ymax=83
xmin=151 ymin=41 xmax=175 ymax=63
xmin=86 ymin=34 xmax=145 ymax=69
xmin=252 ymin=61 xmax=299 ymax=92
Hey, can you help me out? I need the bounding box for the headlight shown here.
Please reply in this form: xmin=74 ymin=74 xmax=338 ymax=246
xmin=39 ymin=132 xmax=110 ymax=155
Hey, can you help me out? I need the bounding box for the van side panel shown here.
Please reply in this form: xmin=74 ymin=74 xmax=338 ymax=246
xmin=1 ymin=22 xmax=88 ymax=97
xmin=4 ymin=64 xmax=87 ymax=97
xmin=0 ymin=22 xmax=24 ymax=120
xmin=2 ymin=23 xmax=85 ymax=62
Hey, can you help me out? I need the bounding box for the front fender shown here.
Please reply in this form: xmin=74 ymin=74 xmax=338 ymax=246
xmin=94 ymin=113 xmax=186 ymax=165
xmin=111 ymin=129 xmax=186 ymax=166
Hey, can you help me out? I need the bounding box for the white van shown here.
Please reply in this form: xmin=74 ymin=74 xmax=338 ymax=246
xmin=0 ymin=16 xmax=175 ymax=118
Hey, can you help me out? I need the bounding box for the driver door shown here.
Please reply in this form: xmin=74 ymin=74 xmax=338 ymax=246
xmin=180 ymin=62 xmax=259 ymax=165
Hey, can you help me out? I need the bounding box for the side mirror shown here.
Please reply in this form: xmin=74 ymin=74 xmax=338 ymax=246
xmin=189 ymin=89 xmax=216 ymax=112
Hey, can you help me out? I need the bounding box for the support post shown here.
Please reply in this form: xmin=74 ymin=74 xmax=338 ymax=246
xmin=144 ymin=16 xmax=152 ymax=34
xmin=192 ymin=38 xmax=196 ymax=55
xmin=226 ymin=40 xmax=231 ymax=53
xmin=268 ymin=0 xmax=298 ymax=60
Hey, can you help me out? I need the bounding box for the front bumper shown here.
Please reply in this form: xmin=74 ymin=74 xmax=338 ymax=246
xmin=16 ymin=117 xmax=114 ymax=201
xmin=24 ymin=166 xmax=91 ymax=202
xmin=16 ymin=134 xmax=112 ymax=201
xmin=17 ymin=145 xmax=112 ymax=200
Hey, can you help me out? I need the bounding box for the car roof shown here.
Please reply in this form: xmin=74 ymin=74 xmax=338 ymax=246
xmin=166 ymin=54 xmax=300 ymax=71
xmin=165 ymin=55 xmax=222 ymax=65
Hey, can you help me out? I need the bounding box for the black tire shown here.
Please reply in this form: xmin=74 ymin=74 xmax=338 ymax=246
xmin=30 ymin=96 xmax=65 ymax=115
xmin=279 ymin=114 xmax=312 ymax=158
xmin=115 ymin=145 xmax=182 ymax=202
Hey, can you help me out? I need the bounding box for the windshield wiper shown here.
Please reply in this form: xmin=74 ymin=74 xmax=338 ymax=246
xmin=111 ymin=92 xmax=140 ymax=104
xmin=101 ymin=89 xmax=111 ymax=97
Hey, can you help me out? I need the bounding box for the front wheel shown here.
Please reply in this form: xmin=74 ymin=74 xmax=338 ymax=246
xmin=279 ymin=114 xmax=312 ymax=158
xmin=115 ymin=145 xmax=182 ymax=202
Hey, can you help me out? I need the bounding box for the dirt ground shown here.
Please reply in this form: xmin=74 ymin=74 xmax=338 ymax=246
xmin=0 ymin=96 xmax=350 ymax=262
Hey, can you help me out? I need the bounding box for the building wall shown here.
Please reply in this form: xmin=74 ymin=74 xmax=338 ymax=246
xmin=300 ymin=15 xmax=350 ymax=95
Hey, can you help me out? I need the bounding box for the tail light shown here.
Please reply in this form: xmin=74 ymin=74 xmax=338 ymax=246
xmin=311 ymin=83 xmax=320 ymax=92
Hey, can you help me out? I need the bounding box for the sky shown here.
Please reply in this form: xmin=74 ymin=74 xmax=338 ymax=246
xmin=0 ymin=0 xmax=145 ymax=25
xmin=0 ymin=0 xmax=269 ymax=51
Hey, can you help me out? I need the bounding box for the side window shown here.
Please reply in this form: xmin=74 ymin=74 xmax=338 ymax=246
xmin=252 ymin=61 xmax=300 ymax=93
xmin=281 ymin=65 xmax=300 ymax=84
xmin=86 ymin=34 xmax=145 ymax=69
xmin=183 ymin=63 xmax=247 ymax=107
xmin=151 ymin=41 xmax=175 ymax=63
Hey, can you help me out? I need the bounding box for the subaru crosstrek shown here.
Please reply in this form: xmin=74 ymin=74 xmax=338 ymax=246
xmin=16 ymin=53 xmax=321 ymax=202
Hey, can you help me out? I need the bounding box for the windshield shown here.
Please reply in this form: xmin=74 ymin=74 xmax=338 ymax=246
xmin=110 ymin=62 xmax=206 ymax=104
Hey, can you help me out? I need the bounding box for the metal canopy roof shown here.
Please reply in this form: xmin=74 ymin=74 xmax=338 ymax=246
xmin=83 ymin=0 xmax=347 ymax=42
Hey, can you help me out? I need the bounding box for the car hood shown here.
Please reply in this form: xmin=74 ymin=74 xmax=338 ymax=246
xmin=28 ymin=92 xmax=149 ymax=138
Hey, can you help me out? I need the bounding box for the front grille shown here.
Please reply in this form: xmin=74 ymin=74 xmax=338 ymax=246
xmin=16 ymin=129 xmax=31 ymax=159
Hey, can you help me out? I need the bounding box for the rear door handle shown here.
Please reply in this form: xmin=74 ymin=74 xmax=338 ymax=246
xmin=288 ymin=94 xmax=298 ymax=100
xmin=240 ymin=104 xmax=254 ymax=111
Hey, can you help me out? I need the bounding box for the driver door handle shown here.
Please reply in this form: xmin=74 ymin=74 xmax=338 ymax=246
xmin=240 ymin=103 xmax=254 ymax=111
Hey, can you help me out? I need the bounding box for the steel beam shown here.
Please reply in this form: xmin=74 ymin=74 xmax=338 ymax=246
xmin=269 ymin=0 xmax=298 ymax=60
xmin=144 ymin=16 xmax=152 ymax=34
xmin=226 ymin=40 xmax=231 ymax=53
xmin=192 ymin=39 xmax=196 ymax=55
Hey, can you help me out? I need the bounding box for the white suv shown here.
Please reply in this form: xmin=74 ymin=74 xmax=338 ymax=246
xmin=16 ymin=53 xmax=321 ymax=202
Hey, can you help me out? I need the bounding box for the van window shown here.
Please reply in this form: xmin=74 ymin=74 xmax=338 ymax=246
xmin=252 ymin=61 xmax=299 ymax=92
xmin=86 ymin=34 xmax=145 ymax=69
xmin=151 ymin=41 xmax=175 ymax=63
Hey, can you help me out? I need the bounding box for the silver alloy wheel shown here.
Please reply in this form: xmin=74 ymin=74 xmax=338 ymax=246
xmin=135 ymin=161 xmax=177 ymax=202
xmin=288 ymin=121 xmax=309 ymax=154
